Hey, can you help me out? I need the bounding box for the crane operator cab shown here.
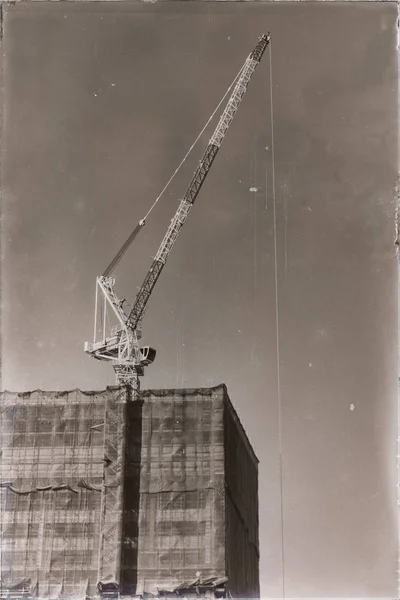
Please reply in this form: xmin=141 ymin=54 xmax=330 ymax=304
xmin=139 ymin=346 xmax=156 ymax=367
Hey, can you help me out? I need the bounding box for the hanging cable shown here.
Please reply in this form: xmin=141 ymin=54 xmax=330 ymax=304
xmin=101 ymin=62 xmax=246 ymax=277
xmin=141 ymin=61 xmax=246 ymax=223
xmin=269 ymin=39 xmax=286 ymax=600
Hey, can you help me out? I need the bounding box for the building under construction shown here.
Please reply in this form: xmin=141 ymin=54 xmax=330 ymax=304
xmin=0 ymin=384 xmax=259 ymax=599
xmin=1 ymin=33 xmax=270 ymax=600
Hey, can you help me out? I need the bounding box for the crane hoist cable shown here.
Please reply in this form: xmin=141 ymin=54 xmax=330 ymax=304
xmin=102 ymin=61 xmax=246 ymax=278
xmin=268 ymin=39 xmax=286 ymax=599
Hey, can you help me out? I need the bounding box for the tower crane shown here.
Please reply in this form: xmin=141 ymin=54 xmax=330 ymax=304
xmin=84 ymin=33 xmax=270 ymax=395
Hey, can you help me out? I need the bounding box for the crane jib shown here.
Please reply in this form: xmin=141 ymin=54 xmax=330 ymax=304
xmin=86 ymin=33 xmax=270 ymax=389
xmin=250 ymin=33 xmax=270 ymax=63
xmin=127 ymin=259 xmax=164 ymax=331
xmin=126 ymin=33 xmax=270 ymax=331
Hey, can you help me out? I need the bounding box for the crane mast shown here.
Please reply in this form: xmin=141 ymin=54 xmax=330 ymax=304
xmin=84 ymin=33 xmax=270 ymax=394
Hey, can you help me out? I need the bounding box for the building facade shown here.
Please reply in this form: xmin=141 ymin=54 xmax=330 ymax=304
xmin=0 ymin=385 xmax=259 ymax=599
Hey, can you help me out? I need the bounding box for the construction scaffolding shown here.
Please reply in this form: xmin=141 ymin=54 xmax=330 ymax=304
xmin=0 ymin=387 xmax=129 ymax=599
xmin=129 ymin=386 xmax=260 ymax=598
xmin=0 ymin=385 xmax=259 ymax=599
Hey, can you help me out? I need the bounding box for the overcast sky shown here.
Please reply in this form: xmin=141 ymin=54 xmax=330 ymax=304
xmin=1 ymin=2 xmax=398 ymax=597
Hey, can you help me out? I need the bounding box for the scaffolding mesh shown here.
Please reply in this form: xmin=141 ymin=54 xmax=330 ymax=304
xmin=0 ymin=387 xmax=128 ymax=599
xmin=0 ymin=385 xmax=259 ymax=599
xmin=224 ymin=394 xmax=260 ymax=599
xmin=124 ymin=386 xmax=259 ymax=598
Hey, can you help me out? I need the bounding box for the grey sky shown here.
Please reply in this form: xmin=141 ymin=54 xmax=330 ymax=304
xmin=1 ymin=2 xmax=398 ymax=597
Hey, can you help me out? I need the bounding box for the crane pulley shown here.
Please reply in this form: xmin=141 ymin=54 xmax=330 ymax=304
xmin=84 ymin=33 xmax=271 ymax=395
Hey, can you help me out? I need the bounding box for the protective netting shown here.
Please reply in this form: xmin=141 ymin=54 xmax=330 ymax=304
xmin=125 ymin=386 xmax=259 ymax=598
xmin=129 ymin=389 xmax=225 ymax=596
xmin=0 ymin=388 xmax=128 ymax=599
xmin=224 ymin=395 xmax=260 ymax=599
xmin=0 ymin=385 xmax=259 ymax=599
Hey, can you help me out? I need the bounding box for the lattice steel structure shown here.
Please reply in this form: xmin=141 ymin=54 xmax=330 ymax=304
xmin=84 ymin=34 xmax=270 ymax=391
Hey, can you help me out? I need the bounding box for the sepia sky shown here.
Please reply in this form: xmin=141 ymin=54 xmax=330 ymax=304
xmin=1 ymin=2 xmax=398 ymax=597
